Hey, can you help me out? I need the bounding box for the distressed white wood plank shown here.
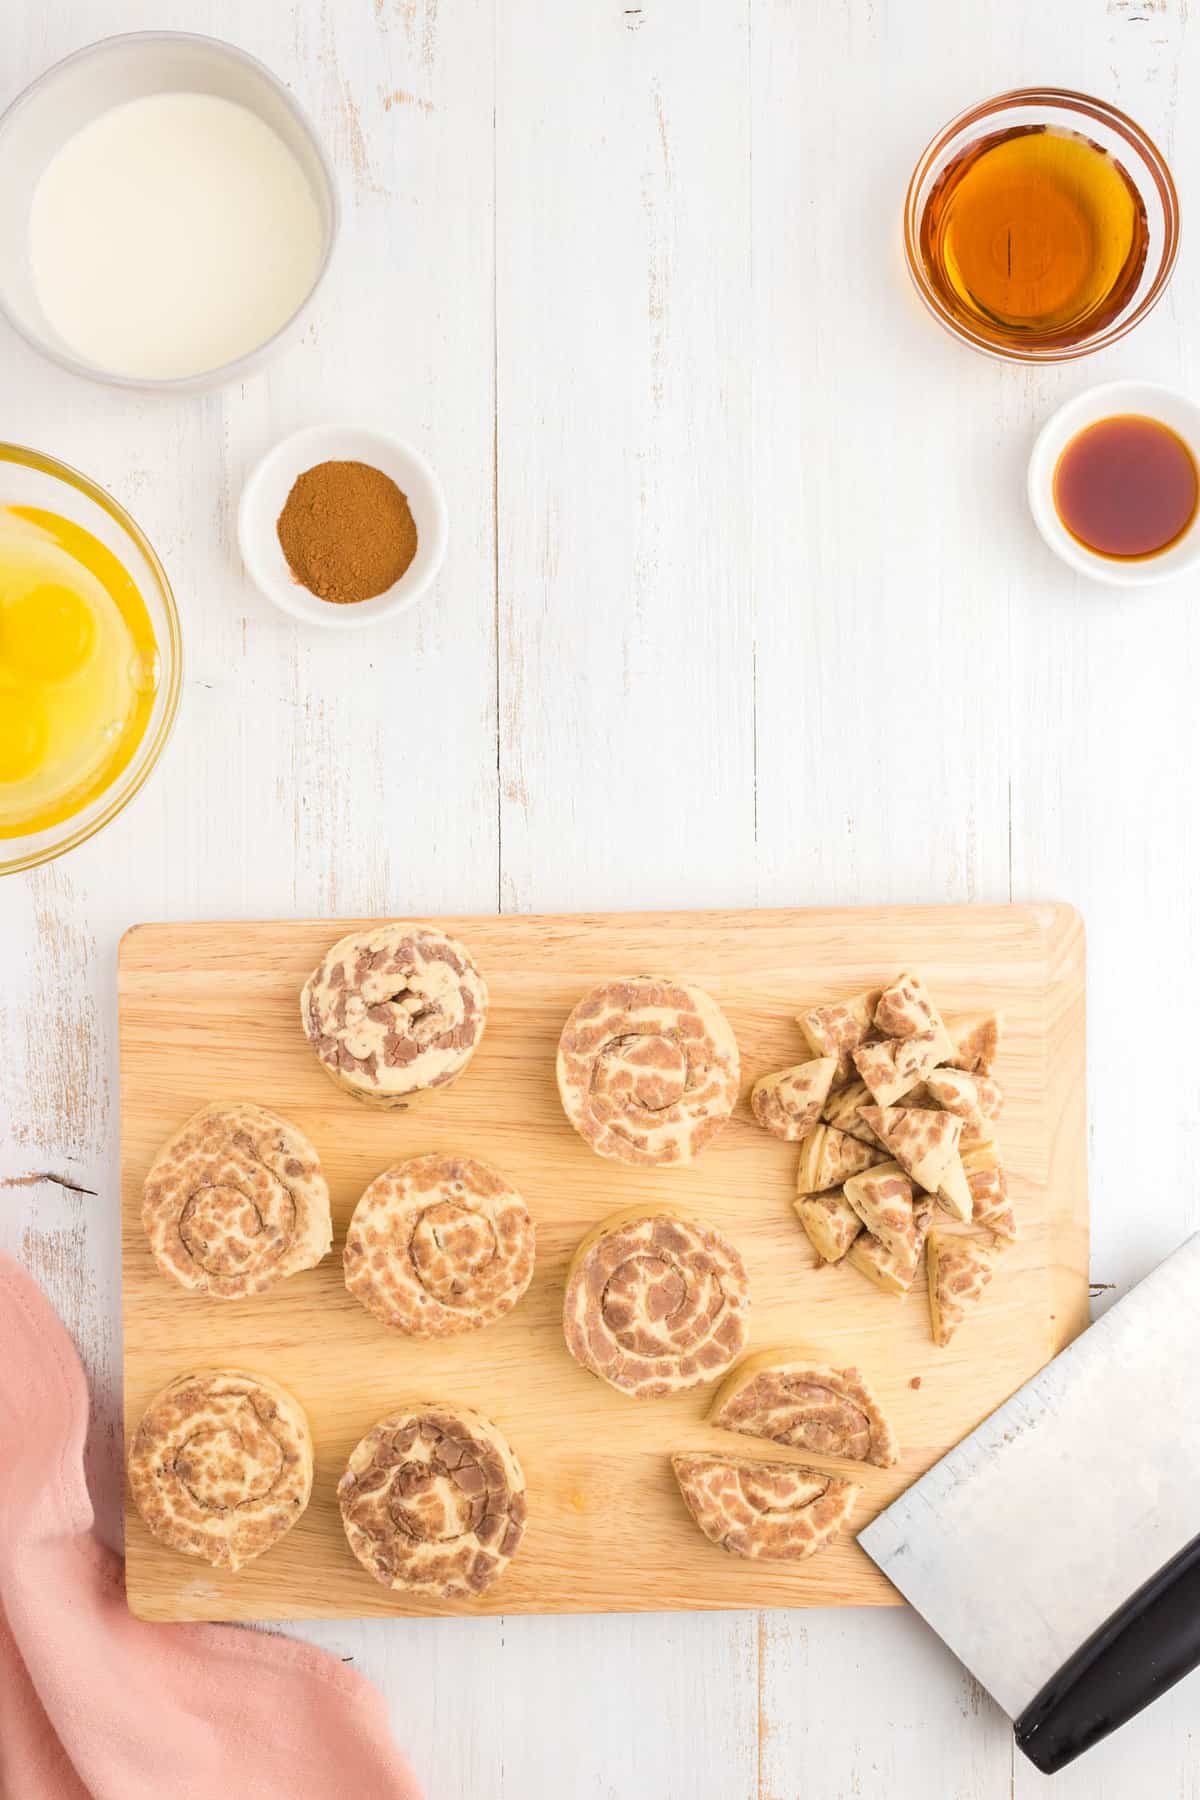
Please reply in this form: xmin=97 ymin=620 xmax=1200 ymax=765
xmin=494 ymin=0 xmax=756 ymax=913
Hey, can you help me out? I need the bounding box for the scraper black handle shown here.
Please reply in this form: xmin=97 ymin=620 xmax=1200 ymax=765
xmin=1015 ymin=1530 xmax=1200 ymax=1774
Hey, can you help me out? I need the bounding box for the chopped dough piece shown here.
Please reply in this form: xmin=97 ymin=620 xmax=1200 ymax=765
xmin=301 ymin=924 xmax=488 ymax=1107
xmin=873 ymin=972 xmax=955 ymax=1062
xmin=945 ymin=1012 xmax=1001 ymax=1075
xmin=127 ymin=1370 xmax=313 ymax=1571
xmin=843 ymin=1161 xmax=916 ymax=1257
xmin=338 ymin=1403 xmax=526 ymax=1597
xmin=846 ymin=1199 xmax=934 ymax=1297
xmin=751 ymin=1057 xmax=838 ymax=1141
xmin=709 ymin=1348 xmax=899 ymax=1467
xmin=821 ymin=1079 xmax=881 ymax=1145
xmin=796 ymin=989 xmax=881 ymax=1085
xmin=935 ymin=1151 xmax=973 ymax=1223
xmin=140 ymin=1102 xmax=332 ymax=1300
xmin=853 ymin=1030 xmax=943 ymax=1106
xmin=796 ymin=1125 xmax=885 ymax=1195
xmin=858 ymin=1105 xmax=962 ymax=1194
xmin=794 ymin=1190 xmax=863 ymax=1263
xmin=962 ymin=1144 xmax=1018 ymax=1241
xmin=343 ymin=1154 xmax=535 ymax=1337
xmin=925 ymin=1067 xmax=1000 ymax=1150
xmin=672 ymin=1452 xmax=859 ymax=1561
xmin=556 ymin=975 xmax=739 ymax=1167
xmin=562 ymin=1207 xmax=750 ymax=1398
xmin=928 ymin=1233 xmax=996 ymax=1346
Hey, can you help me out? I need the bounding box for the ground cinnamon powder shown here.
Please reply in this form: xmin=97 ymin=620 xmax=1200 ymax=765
xmin=276 ymin=459 xmax=419 ymax=604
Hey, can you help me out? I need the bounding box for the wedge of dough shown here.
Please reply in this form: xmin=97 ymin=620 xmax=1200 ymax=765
xmin=945 ymin=1012 xmax=1001 ymax=1075
xmin=751 ymin=1057 xmax=838 ymax=1141
xmin=795 ymin=1125 xmax=885 ymax=1196
xmin=873 ymin=972 xmax=955 ymax=1062
xmin=821 ymin=1079 xmax=880 ymax=1146
xmin=928 ymin=1232 xmax=995 ymax=1347
xmin=853 ymin=1031 xmax=943 ymax=1107
xmin=843 ymin=1161 xmax=916 ymax=1258
xmin=794 ymin=1191 xmax=863 ymax=1263
xmin=796 ymin=989 xmax=881 ymax=1086
xmin=846 ymin=1196 xmax=933 ymax=1297
xmin=858 ymin=1105 xmax=962 ymax=1194
xmin=962 ymin=1144 xmax=1017 ymax=1242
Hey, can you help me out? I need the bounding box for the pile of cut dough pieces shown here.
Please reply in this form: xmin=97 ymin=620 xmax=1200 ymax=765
xmin=751 ymin=972 xmax=1012 ymax=1346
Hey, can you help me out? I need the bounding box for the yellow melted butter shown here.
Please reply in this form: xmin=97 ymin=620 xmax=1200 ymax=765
xmin=0 ymin=505 xmax=158 ymax=837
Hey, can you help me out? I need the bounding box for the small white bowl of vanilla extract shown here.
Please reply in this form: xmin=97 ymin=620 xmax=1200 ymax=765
xmin=1028 ymin=381 xmax=1200 ymax=586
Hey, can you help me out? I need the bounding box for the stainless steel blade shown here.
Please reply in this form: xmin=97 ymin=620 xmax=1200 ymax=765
xmin=858 ymin=1234 xmax=1200 ymax=1721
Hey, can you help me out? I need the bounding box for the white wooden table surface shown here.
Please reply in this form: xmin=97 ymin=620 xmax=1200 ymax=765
xmin=3 ymin=1 xmax=1199 ymax=1794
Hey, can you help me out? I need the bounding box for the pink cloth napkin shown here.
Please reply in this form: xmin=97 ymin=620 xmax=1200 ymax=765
xmin=0 ymin=1255 xmax=423 ymax=1800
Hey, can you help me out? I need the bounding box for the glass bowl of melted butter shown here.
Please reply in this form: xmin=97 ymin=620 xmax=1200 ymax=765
xmin=0 ymin=445 xmax=180 ymax=873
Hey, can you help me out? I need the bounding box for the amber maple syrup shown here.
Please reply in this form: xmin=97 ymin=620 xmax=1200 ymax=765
xmin=919 ymin=124 xmax=1149 ymax=352
xmin=1054 ymin=415 xmax=1198 ymax=560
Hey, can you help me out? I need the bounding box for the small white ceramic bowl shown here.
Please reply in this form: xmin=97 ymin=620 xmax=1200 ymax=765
xmin=238 ymin=425 xmax=449 ymax=628
xmin=1028 ymin=380 xmax=1200 ymax=587
xmin=0 ymin=32 xmax=339 ymax=392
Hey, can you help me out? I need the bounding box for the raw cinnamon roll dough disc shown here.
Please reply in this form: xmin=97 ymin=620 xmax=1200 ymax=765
xmin=344 ymin=1153 xmax=535 ymax=1337
xmin=562 ymin=1207 xmax=750 ymax=1398
xmin=555 ymin=975 xmax=739 ymax=1167
xmin=141 ymin=1102 xmax=331 ymax=1299
xmin=338 ymin=1403 xmax=527 ymax=1598
xmin=672 ymin=1452 xmax=859 ymax=1561
xmin=301 ymin=924 xmax=488 ymax=1108
xmin=127 ymin=1370 xmax=313 ymax=1571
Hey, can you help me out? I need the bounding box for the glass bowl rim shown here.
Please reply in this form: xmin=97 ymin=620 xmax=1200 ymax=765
xmin=0 ymin=440 xmax=183 ymax=876
xmin=0 ymin=29 xmax=341 ymax=393
xmin=902 ymin=85 xmax=1182 ymax=364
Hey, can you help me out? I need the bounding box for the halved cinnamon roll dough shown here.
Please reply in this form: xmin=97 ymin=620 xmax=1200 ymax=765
xmin=127 ymin=1370 xmax=313 ymax=1571
xmin=795 ymin=1125 xmax=885 ymax=1196
xmin=141 ymin=1102 xmax=331 ymax=1299
xmin=344 ymin=1154 xmax=535 ymax=1337
xmin=301 ymin=924 xmax=488 ymax=1108
xmin=796 ymin=989 xmax=881 ymax=1086
xmin=672 ymin=1452 xmax=859 ymax=1561
xmin=846 ymin=1198 xmax=933 ymax=1297
xmin=751 ymin=1057 xmax=838 ymax=1141
xmin=562 ymin=1207 xmax=750 ymax=1398
xmin=556 ymin=976 xmax=739 ymax=1167
xmin=793 ymin=1190 xmax=863 ymax=1264
xmin=709 ymin=1348 xmax=898 ymax=1467
xmin=928 ymin=1233 xmax=996 ymax=1347
xmin=338 ymin=1403 xmax=526 ymax=1597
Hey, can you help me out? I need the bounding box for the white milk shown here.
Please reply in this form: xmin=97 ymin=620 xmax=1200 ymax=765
xmin=29 ymin=91 xmax=325 ymax=381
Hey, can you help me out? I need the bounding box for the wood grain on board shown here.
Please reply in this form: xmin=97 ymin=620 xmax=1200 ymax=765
xmin=120 ymin=903 xmax=1087 ymax=1624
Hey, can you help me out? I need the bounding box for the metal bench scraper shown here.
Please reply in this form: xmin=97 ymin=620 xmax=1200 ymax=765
xmin=858 ymin=1233 xmax=1200 ymax=1773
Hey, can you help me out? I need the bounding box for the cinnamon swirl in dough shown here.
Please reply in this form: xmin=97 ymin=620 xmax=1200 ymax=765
xmin=556 ymin=976 xmax=739 ymax=1167
xmin=672 ymin=1453 xmax=859 ymax=1561
xmin=301 ymin=924 xmax=488 ymax=1108
xmin=562 ymin=1207 xmax=750 ymax=1398
xmin=338 ymin=1403 xmax=526 ymax=1597
xmin=141 ymin=1103 xmax=331 ymax=1300
xmin=127 ymin=1370 xmax=313 ymax=1570
xmin=344 ymin=1154 xmax=535 ymax=1337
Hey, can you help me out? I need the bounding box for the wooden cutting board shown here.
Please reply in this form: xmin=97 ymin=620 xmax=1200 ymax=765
xmin=119 ymin=904 xmax=1088 ymax=1622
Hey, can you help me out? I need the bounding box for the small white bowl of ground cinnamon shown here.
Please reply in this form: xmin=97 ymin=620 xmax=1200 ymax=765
xmin=238 ymin=424 xmax=447 ymax=627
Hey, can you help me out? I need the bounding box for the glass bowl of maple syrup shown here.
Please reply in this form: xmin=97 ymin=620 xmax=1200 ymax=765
xmin=904 ymin=89 xmax=1179 ymax=362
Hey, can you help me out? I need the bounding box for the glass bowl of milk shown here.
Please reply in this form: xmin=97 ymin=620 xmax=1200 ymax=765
xmin=0 ymin=32 xmax=339 ymax=390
